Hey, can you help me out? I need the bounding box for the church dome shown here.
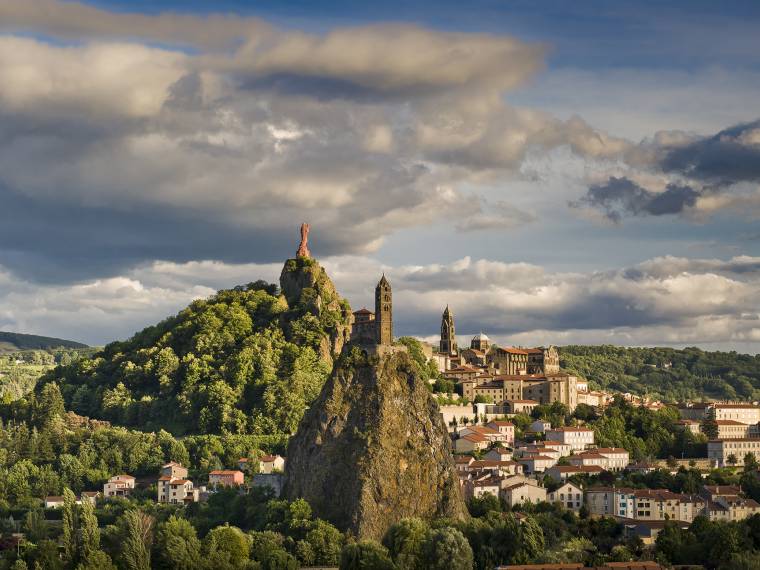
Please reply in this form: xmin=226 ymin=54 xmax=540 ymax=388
xmin=472 ymin=332 xmax=490 ymax=342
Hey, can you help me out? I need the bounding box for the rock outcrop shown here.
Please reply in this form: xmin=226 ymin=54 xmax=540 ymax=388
xmin=283 ymin=349 xmax=468 ymax=540
xmin=279 ymin=257 xmax=353 ymax=366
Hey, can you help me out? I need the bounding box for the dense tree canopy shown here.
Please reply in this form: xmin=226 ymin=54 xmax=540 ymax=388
xmin=561 ymin=345 xmax=760 ymax=402
xmin=34 ymin=278 xmax=345 ymax=436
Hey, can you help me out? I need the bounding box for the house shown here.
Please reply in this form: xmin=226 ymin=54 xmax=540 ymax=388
xmin=548 ymin=482 xmax=584 ymax=512
xmin=80 ymin=491 xmax=99 ymax=506
xmin=442 ymin=365 xmax=483 ymax=382
xmin=464 ymin=476 xmax=501 ymax=500
xmin=485 ymin=421 xmax=515 ymax=445
xmin=501 ymin=481 xmax=547 ymax=508
xmin=455 ymin=433 xmax=489 ymax=453
xmin=458 ymin=425 xmax=506 ymax=443
xmin=594 ymin=448 xmax=630 ymax=471
xmin=44 ymin=496 xmax=65 ymax=509
xmin=516 ymin=454 xmax=557 ymax=474
xmin=259 ymin=454 xmax=286 ymax=474
xmin=160 ymin=462 xmax=188 ymax=479
xmin=238 ymin=458 xmax=250 ymax=471
xmin=528 ymin=419 xmax=551 ymax=433
xmin=454 ymin=455 xmax=476 ymax=473
xmin=622 ymin=520 xmax=690 ymax=546
xmin=103 ymin=474 xmax=135 ymax=498
xmin=521 ymin=444 xmax=563 ymax=458
xmin=470 ymin=460 xmax=523 ymax=477
xmin=158 ymin=463 xmax=199 ymax=504
xmin=209 ymin=470 xmax=244 ymax=487
xmin=461 ymin=348 xmax=488 ymax=367
xmin=545 ymin=465 xmax=605 ymax=482
xmin=484 ymin=446 xmax=513 ymax=462
xmin=586 ymin=487 xmax=626 ymax=517
xmin=701 ymin=485 xmax=760 ymax=521
xmin=568 ymin=449 xmax=629 ymax=471
xmin=542 ymin=441 xmax=573 ymax=457
xmin=546 ymin=427 xmax=594 ymax=451
xmin=676 ymin=419 xmax=701 ymax=435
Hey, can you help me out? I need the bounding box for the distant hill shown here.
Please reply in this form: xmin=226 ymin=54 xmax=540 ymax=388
xmin=560 ymin=344 xmax=760 ymax=402
xmin=0 ymin=331 xmax=88 ymax=354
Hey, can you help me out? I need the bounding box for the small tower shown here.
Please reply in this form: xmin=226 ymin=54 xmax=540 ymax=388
xmin=440 ymin=305 xmax=457 ymax=356
xmin=375 ymin=275 xmax=393 ymax=346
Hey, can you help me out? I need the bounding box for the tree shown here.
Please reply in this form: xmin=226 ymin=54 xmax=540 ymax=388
xmin=34 ymin=382 xmax=65 ymax=427
xmin=77 ymin=499 xmax=101 ymax=567
xmin=155 ymin=516 xmax=202 ymax=570
xmin=723 ymin=551 xmax=760 ymax=570
xmin=304 ymin=519 xmax=343 ymax=566
xmin=203 ymin=525 xmax=250 ymax=569
xmin=120 ymin=510 xmax=154 ymax=570
xmin=383 ymin=518 xmax=428 ymax=569
xmin=744 ymin=453 xmax=759 ymax=472
xmin=728 ymin=454 xmax=738 ymax=467
xmin=701 ymin=418 xmax=719 ymax=440
xmin=518 ymin=516 xmax=545 ymax=562
xmin=75 ymin=551 xmax=117 ymax=570
xmin=419 ymin=527 xmax=473 ymax=570
xmin=24 ymin=509 xmax=47 ymax=542
xmin=62 ymin=488 xmax=79 ymax=566
xmin=340 ymin=540 xmax=395 ymax=570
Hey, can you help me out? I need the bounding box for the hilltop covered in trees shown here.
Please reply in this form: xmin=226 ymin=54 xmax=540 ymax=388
xmin=560 ymin=345 xmax=760 ymax=402
xmin=0 ymin=332 xmax=88 ymax=354
xmin=35 ymin=258 xmax=352 ymax=436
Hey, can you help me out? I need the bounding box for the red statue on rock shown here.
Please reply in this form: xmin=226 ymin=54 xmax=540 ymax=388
xmin=297 ymin=222 xmax=311 ymax=258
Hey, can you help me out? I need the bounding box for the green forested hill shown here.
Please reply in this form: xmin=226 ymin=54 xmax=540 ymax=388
xmin=30 ymin=258 xmax=352 ymax=436
xmin=0 ymin=331 xmax=88 ymax=354
xmin=560 ymin=345 xmax=760 ymax=402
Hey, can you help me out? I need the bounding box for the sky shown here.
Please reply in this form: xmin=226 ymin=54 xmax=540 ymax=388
xmin=0 ymin=0 xmax=759 ymax=352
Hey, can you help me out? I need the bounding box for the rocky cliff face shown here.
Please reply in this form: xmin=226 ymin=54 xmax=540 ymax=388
xmin=279 ymin=257 xmax=353 ymax=366
xmin=283 ymin=349 xmax=468 ymax=540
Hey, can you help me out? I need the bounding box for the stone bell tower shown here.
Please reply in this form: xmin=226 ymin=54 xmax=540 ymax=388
xmin=439 ymin=305 xmax=457 ymax=356
xmin=375 ymin=275 xmax=393 ymax=346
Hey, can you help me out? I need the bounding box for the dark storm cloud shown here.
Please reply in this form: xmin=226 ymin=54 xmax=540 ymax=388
xmin=661 ymin=119 xmax=760 ymax=184
xmin=571 ymin=176 xmax=700 ymax=222
xmin=573 ymin=119 xmax=760 ymax=222
xmin=0 ymin=186 xmax=303 ymax=282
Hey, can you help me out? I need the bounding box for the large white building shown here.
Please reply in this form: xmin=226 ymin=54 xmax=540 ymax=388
xmin=546 ymin=427 xmax=595 ymax=451
xmin=710 ymin=404 xmax=760 ymax=425
xmin=708 ymin=438 xmax=760 ymax=466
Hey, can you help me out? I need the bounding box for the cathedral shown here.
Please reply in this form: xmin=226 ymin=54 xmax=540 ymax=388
xmin=439 ymin=305 xmax=457 ymax=356
xmin=436 ymin=305 xmax=559 ymax=375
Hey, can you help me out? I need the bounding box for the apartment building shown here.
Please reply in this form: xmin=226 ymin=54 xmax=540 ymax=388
xmin=710 ymin=403 xmax=760 ymax=424
xmin=546 ymin=427 xmax=595 ymax=451
xmin=548 ymin=482 xmax=584 ymax=512
xmin=707 ymin=438 xmax=760 ymax=466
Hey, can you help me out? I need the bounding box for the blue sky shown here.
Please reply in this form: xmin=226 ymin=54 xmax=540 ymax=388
xmin=0 ymin=0 xmax=759 ymax=351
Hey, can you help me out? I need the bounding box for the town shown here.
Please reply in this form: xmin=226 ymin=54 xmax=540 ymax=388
xmin=17 ymin=272 xmax=760 ymax=570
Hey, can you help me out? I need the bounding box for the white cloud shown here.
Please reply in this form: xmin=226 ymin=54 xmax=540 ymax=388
xmin=2 ymin=254 xmax=758 ymax=353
